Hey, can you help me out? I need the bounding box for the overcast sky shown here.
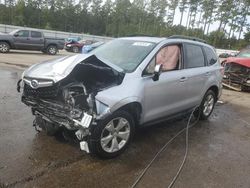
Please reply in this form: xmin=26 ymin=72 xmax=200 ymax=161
xmin=172 ymin=7 xmax=250 ymax=39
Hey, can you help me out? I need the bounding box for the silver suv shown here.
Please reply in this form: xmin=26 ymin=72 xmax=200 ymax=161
xmin=18 ymin=36 xmax=223 ymax=158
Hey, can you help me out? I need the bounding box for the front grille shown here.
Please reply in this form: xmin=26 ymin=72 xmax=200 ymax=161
xmin=23 ymin=84 xmax=59 ymax=98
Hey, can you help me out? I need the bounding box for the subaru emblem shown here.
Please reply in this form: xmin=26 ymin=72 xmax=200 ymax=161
xmin=30 ymin=79 xmax=39 ymax=89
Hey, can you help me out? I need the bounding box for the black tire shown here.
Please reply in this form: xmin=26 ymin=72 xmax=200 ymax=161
xmin=88 ymin=110 xmax=135 ymax=158
xmin=198 ymin=90 xmax=216 ymax=120
xmin=0 ymin=41 xmax=10 ymax=53
xmin=46 ymin=45 xmax=58 ymax=55
xmin=72 ymin=46 xmax=79 ymax=53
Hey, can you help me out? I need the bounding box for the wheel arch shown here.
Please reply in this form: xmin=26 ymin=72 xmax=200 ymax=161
xmin=0 ymin=40 xmax=12 ymax=48
xmin=207 ymin=85 xmax=219 ymax=101
xmin=115 ymin=102 xmax=142 ymax=126
xmin=46 ymin=43 xmax=58 ymax=48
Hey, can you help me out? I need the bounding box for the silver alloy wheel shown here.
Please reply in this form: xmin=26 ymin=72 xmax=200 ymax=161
xmin=100 ymin=117 xmax=130 ymax=153
xmin=203 ymin=94 xmax=215 ymax=116
xmin=49 ymin=46 xmax=56 ymax=54
xmin=0 ymin=43 xmax=8 ymax=52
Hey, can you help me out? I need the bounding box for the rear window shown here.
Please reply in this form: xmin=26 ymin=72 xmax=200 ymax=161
xmin=185 ymin=44 xmax=205 ymax=68
xmin=31 ymin=31 xmax=42 ymax=38
xmin=204 ymin=47 xmax=217 ymax=66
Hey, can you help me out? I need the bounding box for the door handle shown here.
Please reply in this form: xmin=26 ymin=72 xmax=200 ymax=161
xmin=27 ymin=38 xmax=30 ymax=40
xmin=180 ymin=77 xmax=188 ymax=82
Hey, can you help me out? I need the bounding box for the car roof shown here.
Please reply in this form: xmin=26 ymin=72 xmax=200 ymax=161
xmin=119 ymin=36 xmax=213 ymax=49
xmin=120 ymin=37 xmax=165 ymax=43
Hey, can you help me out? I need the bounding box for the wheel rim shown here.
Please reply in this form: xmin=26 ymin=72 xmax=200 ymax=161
xmin=100 ymin=117 xmax=130 ymax=153
xmin=49 ymin=47 xmax=56 ymax=54
xmin=0 ymin=44 xmax=8 ymax=52
xmin=203 ymin=94 xmax=215 ymax=116
xmin=73 ymin=47 xmax=79 ymax=53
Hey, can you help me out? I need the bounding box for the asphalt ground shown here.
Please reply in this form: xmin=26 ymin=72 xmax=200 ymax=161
xmin=0 ymin=51 xmax=250 ymax=188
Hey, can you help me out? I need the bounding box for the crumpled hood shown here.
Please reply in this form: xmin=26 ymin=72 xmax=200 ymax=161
xmin=23 ymin=54 xmax=92 ymax=82
xmin=23 ymin=53 xmax=124 ymax=83
xmin=225 ymin=57 xmax=250 ymax=68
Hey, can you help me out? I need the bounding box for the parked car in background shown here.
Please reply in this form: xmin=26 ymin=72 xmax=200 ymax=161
xmin=0 ymin=29 xmax=64 ymax=55
xmin=66 ymin=37 xmax=82 ymax=43
xmin=219 ymin=52 xmax=231 ymax=58
xmin=82 ymin=41 xmax=104 ymax=53
xmin=64 ymin=39 xmax=96 ymax=53
xmin=18 ymin=36 xmax=223 ymax=158
xmin=222 ymin=48 xmax=250 ymax=91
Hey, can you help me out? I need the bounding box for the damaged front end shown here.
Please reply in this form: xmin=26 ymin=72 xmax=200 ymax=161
xmin=223 ymin=62 xmax=250 ymax=91
xmin=18 ymin=55 xmax=124 ymax=152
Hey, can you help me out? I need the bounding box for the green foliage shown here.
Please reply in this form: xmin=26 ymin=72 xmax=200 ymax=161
xmin=0 ymin=0 xmax=249 ymax=49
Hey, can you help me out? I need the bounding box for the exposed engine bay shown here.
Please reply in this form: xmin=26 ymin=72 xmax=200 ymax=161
xmin=18 ymin=55 xmax=124 ymax=144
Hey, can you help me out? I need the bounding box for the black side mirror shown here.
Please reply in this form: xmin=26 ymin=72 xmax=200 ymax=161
xmin=14 ymin=33 xmax=19 ymax=37
xmin=153 ymin=64 xmax=163 ymax=81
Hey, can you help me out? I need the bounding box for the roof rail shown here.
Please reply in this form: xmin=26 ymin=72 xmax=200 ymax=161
xmin=125 ymin=34 xmax=156 ymax=37
xmin=168 ymin=35 xmax=207 ymax=44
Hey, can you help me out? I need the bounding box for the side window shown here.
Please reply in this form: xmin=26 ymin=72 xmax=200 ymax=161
xmin=15 ymin=30 xmax=29 ymax=37
xmin=204 ymin=47 xmax=217 ymax=66
xmin=31 ymin=31 xmax=42 ymax=38
xmin=143 ymin=44 xmax=182 ymax=75
xmin=185 ymin=44 xmax=205 ymax=68
xmin=156 ymin=45 xmax=181 ymax=72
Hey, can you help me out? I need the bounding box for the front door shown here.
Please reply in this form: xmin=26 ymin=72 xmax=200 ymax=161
xmin=13 ymin=30 xmax=30 ymax=50
xmin=143 ymin=69 xmax=189 ymax=123
xmin=142 ymin=44 xmax=190 ymax=123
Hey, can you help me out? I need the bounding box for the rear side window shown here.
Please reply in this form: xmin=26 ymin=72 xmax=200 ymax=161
xmin=31 ymin=31 xmax=42 ymax=38
xmin=204 ymin=47 xmax=217 ymax=66
xmin=185 ymin=44 xmax=205 ymax=68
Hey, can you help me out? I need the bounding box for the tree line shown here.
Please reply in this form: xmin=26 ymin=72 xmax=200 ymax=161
xmin=0 ymin=0 xmax=250 ymax=49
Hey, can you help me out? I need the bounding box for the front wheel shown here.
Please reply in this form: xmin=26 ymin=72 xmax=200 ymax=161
xmin=88 ymin=110 xmax=135 ymax=158
xmin=198 ymin=90 xmax=216 ymax=120
xmin=72 ymin=46 xmax=79 ymax=53
xmin=47 ymin=45 xmax=58 ymax=55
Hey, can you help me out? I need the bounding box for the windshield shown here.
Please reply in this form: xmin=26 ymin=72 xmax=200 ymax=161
xmin=94 ymin=39 xmax=156 ymax=73
xmin=237 ymin=49 xmax=250 ymax=58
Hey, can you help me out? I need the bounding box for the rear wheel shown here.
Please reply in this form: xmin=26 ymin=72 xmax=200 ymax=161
xmin=198 ymin=90 xmax=216 ymax=120
xmin=88 ymin=110 xmax=135 ymax=158
xmin=47 ymin=45 xmax=58 ymax=55
xmin=0 ymin=42 xmax=10 ymax=53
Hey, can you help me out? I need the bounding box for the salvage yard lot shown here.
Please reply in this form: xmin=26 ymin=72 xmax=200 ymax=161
xmin=0 ymin=50 xmax=72 ymax=68
xmin=0 ymin=51 xmax=250 ymax=188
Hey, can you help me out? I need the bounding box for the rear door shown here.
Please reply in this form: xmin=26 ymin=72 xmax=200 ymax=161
xmin=182 ymin=43 xmax=208 ymax=106
xmin=13 ymin=30 xmax=30 ymax=49
xmin=30 ymin=31 xmax=44 ymax=50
